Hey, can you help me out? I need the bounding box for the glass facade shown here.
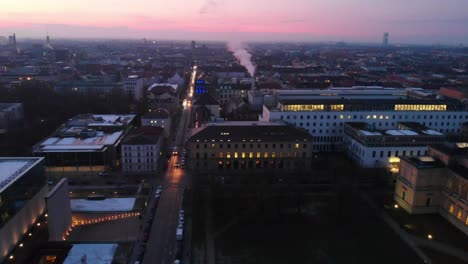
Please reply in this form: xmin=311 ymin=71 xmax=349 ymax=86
xmin=0 ymin=160 xmax=45 ymax=228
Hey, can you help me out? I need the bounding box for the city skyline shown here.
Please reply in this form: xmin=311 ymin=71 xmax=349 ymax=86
xmin=1 ymin=0 xmax=468 ymax=44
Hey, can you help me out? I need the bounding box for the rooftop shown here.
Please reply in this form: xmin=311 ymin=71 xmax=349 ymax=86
xmin=189 ymin=122 xmax=311 ymax=142
xmin=401 ymin=156 xmax=445 ymax=169
xmin=34 ymin=114 xmax=135 ymax=153
xmin=0 ymin=157 xmax=44 ymax=193
xmin=430 ymin=142 xmax=468 ymax=156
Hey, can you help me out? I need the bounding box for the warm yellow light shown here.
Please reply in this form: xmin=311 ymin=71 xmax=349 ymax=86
xmin=37 ymin=223 xmax=41 ymax=226
xmin=45 ymin=214 xmax=48 ymax=217
xmin=394 ymin=204 xmax=399 ymax=209
xmin=28 ymin=233 xmax=32 ymax=236
xmin=427 ymin=234 xmax=433 ymax=240
xmin=19 ymin=243 xmax=23 ymax=247
xmin=9 ymin=255 xmax=13 ymax=259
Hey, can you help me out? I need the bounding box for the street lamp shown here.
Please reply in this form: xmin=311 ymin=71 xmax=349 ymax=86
xmin=427 ymin=234 xmax=433 ymax=240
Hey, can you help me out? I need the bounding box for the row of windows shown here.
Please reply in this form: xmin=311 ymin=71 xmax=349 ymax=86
xmin=370 ymin=149 xmax=428 ymax=158
xmin=195 ymin=143 xmax=306 ymax=149
xmin=124 ymin=164 xmax=156 ymax=170
xmin=280 ymin=114 xmax=468 ymax=121
xmin=123 ymin=152 xmax=155 ymax=157
xmin=194 ymin=151 xmax=307 ymax=159
xmin=448 ymin=203 xmax=468 ymax=225
xmin=211 ymin=160 xmax=301 ymax=170
xmin=124 ymin=158 xmax=157 ymax=163
xmin=122 ymin=146 xmax=156 ymax=150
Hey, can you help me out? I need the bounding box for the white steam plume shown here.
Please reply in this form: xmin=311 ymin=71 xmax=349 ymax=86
xmin=227 ymin=42 xmax=255 ymax=77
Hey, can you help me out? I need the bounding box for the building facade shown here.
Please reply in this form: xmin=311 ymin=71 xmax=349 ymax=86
xmin=186 ymin=121 xmax=313 ymax=175
xmin=121 ymin=127 xmax=163 ymax=173
xmin=0 ymin=157 xmax=47 ymax=262
xmin=394 ymin=144 xmax=468 ymax=235
xmin=344 ymin=122 xmax=446 ymax=171
xmin=124 ymin=75 xmax=144 ymax=101
xmin=260 ymin=97 xmax=468 ymax=152
xmin=141 ymin=109 xmax=171 ymax=137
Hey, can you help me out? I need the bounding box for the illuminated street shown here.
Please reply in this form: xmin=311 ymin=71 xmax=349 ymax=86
xmin=142 ymin=66 xmax=196 ymax=264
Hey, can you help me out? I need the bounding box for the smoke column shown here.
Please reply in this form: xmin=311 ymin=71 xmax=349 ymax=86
xmin=227 ymin=42 xmax=256 ymax=77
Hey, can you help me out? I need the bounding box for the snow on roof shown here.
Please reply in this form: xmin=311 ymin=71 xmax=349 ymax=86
xmin=385 ymin=130 xmax=404 ymax=136
xmin=70 ymin=198 xmax=136 ymax=212
xmin=422 ymin=130 xmax=443 ymax=136
xmin=399 ymin=130 xmax=419 ymax=136
xmin=41 ymin=137 xmax=60 ymax=145
xmin=42 ymin=145 xmax=105 ymax=151
xmin=0 ymin=157 xmax=43 ymax=193
xmin=102 ymin=131 xmax=123 ymax=145
xmin=63 ymin=244 xmax=117 ymax=264
xmin=57 ymin=138 xmax=76 ymax=144
xmin=360 ymin=130 xmax=382 ymax=136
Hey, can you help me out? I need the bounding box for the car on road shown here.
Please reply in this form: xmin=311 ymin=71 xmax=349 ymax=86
xmin=98 ymin=171 xmax=108 ymax=176
xmin=175 ymin=162 xmax=180 ymax=167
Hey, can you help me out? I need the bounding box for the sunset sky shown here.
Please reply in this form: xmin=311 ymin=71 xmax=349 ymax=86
xmin=1 ymin=0 xmax=467 ymax=44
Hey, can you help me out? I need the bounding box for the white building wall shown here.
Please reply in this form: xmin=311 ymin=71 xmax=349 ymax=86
xmin=262 ymin=108 xmax=468 ymax=152
xmin=345 ymin=136 xmax=429 ymax=168
xmin=121 ymin=143 xmax=160 ymax=173
xmin=141 ymin=118 xmax=171 ymax=137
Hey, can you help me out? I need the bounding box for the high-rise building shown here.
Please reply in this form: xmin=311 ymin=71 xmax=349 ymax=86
xmin=383 ymin=32 xmax=389 ymax=46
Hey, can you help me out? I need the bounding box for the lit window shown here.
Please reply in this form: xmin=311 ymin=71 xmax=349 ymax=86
xmin=219 ymin=152 xmax=223 ymax=158
xmin=249 ymin=152 xmax=253 ymax=158
xmin=272 ymin=152 xmax=276 ymax=158
xmin=295 ymin=144 xmax=299 ymax=149
xmin=264 ymin=152 xmax=269 ymax=158
xmin=457 ymin=210 xmax=463 ymax=220
xmin=241 ymin=152 xmax=246 ymax=158
xmin=234 ymin=152 xmax=238 ymax=158
xmin=256 ymin=152 xmax=261 ymax=158
xmin=227 ymin=152 xmax=231 ymax=159
xmin=449 ymin=204 xmax=455 ymax=214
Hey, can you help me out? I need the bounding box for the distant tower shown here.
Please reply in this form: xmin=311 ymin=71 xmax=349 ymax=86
xmin=191 ymin=40 xmax=196 ymax=50
xmin=46 ymin=34 xmax=50 ymax=45
xmin=383 ymin=32 xmax=389 ymax=46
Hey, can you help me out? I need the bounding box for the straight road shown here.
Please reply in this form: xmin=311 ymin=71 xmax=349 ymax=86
xmin=142 ymin=66 xmax=196 ymax=264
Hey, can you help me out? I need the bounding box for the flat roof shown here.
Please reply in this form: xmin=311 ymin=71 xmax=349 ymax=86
xmin=401 ymin=156 xmax=445 ymax=169
xmin=64 ymin=244 xmax=117 ymax=264
xmin=70 ymin=198 xmax=136 ymax=212
xmin=0 ymin=157 xmax=44 ymax=193
xmin=37 ymin=131 xmax=123 ymax=152
xmin=189 ymin=122 xmax=312 ymax=142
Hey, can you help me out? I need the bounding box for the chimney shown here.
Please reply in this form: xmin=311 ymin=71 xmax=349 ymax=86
xmin=251 ymin=74 xmax=255 ymax=92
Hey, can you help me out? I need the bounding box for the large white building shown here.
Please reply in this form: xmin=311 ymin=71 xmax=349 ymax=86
xmin=124 ymin=75 xmax=144 ymax=101
xmin=260 ymin=89 xmax=468 ymax=152
xmin=121 ymin=127 xmax=163 ymax=173
xmin=344 ymin=122 xmax=446 ymax=171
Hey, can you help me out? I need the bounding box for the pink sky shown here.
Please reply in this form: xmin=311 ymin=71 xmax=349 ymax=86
xmin=1 ymin=0 xmax=467 ymax=44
